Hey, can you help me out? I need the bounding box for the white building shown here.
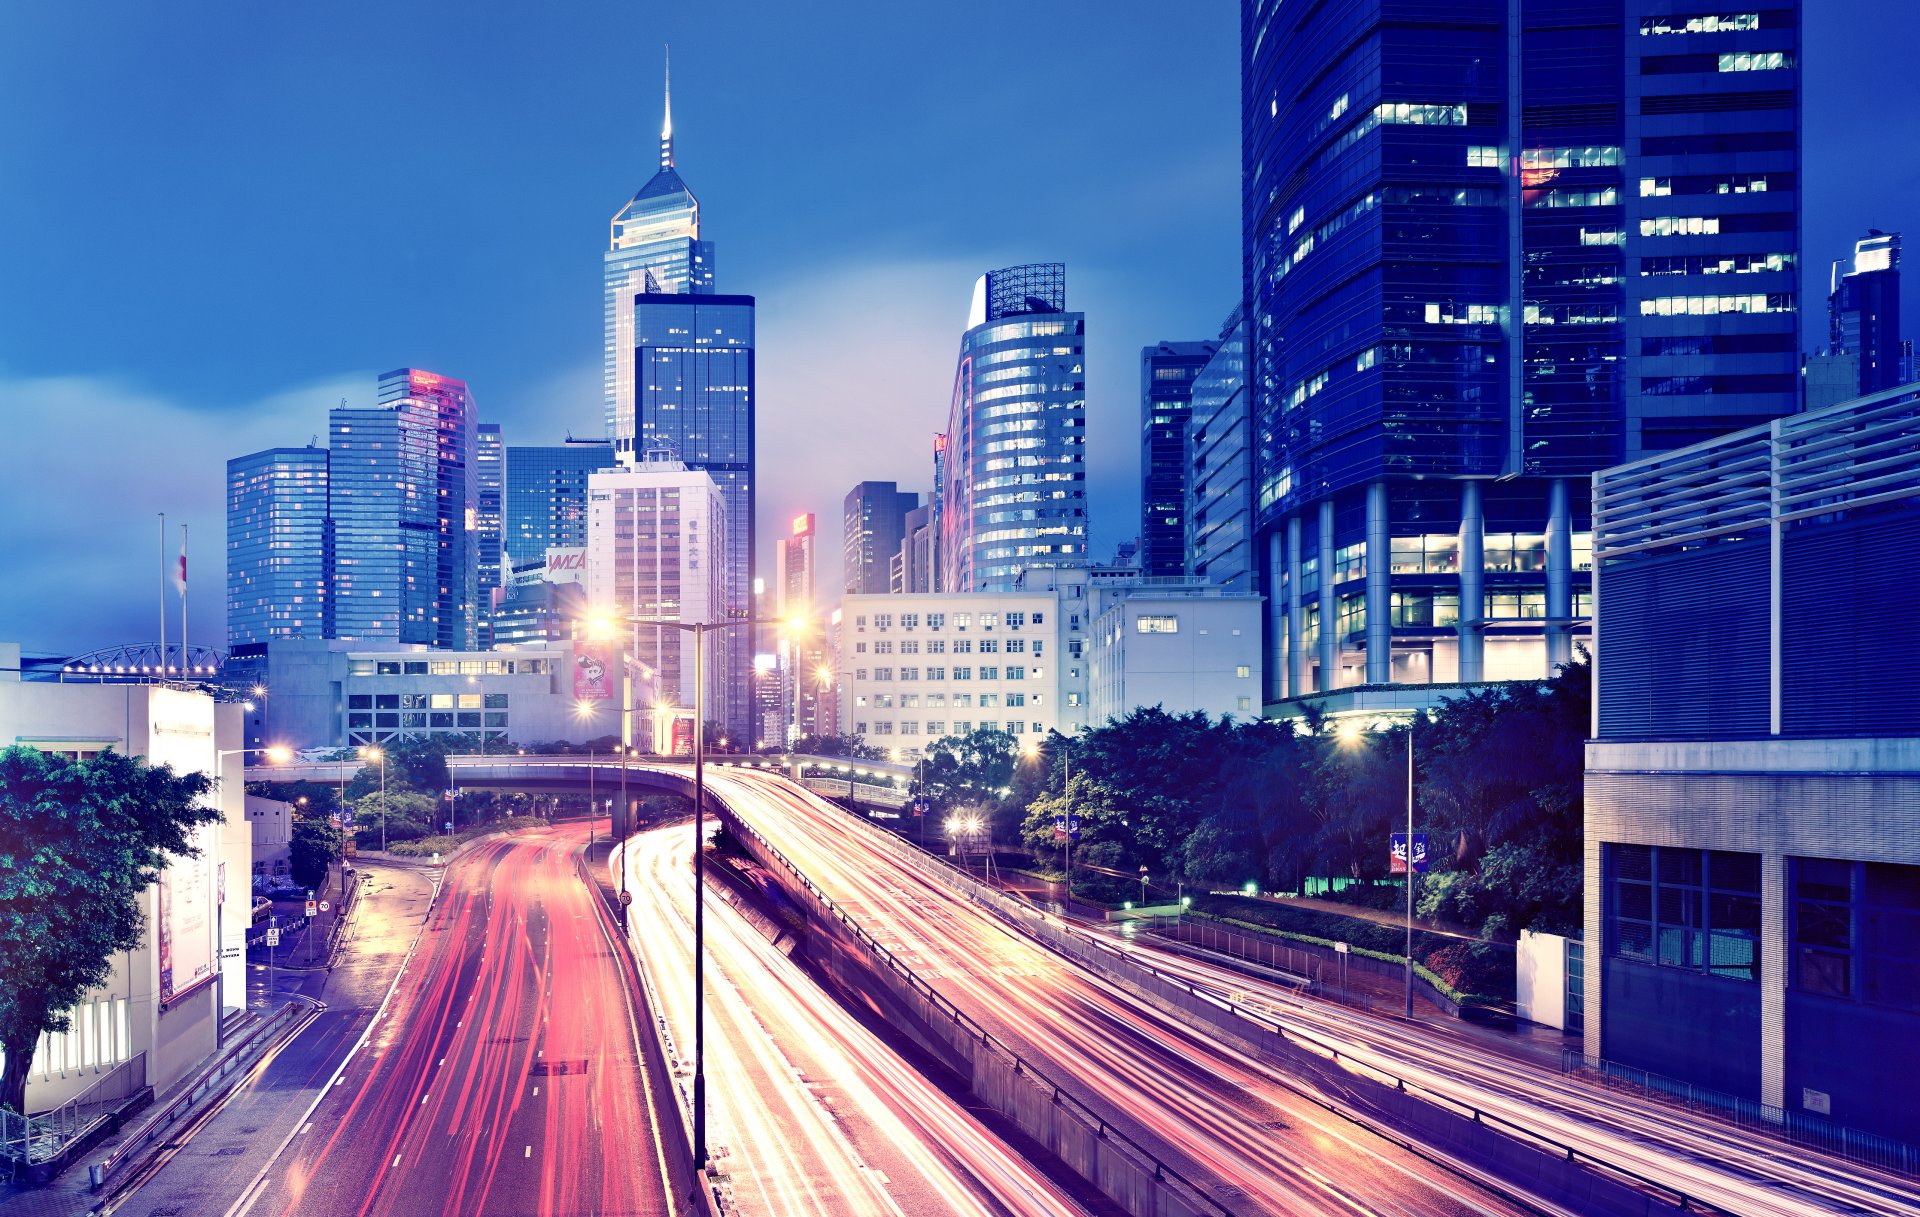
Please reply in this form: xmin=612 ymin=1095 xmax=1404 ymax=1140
xmin=839 ymin=585 xmax=1090 ymax=755
xmin=0 ymin=646 xmax=250 ymax=1113
xmin=586 ymin=455 xmax=732 ymax=728
xmin=1086 ymin=582 xmax=1264 ymax=726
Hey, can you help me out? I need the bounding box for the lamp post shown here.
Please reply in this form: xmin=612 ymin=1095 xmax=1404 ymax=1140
xmin=1337 ymin=716 xmax=1419 ymax=1019
xmin=359 ymin=745 xmax=388 ymax=854
xmin=214 ymin=744 xmax=292 ymax=1041
xmin=605 ymin=610 xmax=813 ymax=1171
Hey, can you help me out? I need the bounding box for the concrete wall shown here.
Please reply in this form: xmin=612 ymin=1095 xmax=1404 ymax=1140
xmin=1517 ymin=930 xmax=1568 ymax=1030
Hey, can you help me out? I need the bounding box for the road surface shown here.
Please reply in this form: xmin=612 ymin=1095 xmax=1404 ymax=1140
xmin=620 ymin=820 xmax=1094 ymax=1217
xmin=233 ymin=826 xmax=674 ymax=1217
xmin=696 ymin=768 xmax=1546 ymax=1217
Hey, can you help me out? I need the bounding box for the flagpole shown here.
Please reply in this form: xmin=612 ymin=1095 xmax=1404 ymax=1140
xmin=180 ymin=524 xmax=189 ymax=682
xmin=159 ymin=513 xmax=168 ymax=681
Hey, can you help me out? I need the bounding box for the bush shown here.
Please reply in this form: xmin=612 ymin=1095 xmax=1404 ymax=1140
xmin=387 ymin=816 xmax=546 ymax=857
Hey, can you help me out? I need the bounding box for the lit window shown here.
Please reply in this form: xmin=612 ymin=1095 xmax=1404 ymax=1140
xmin=1719 ymin=50 xmax=1787 ymax=72
xmin=1467 ymin=145 xmax=1501 ymax=168
xmin=1136 ymin=615 xmax=1179 ymax=634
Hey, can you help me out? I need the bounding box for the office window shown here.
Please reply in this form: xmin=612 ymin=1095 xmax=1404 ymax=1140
xmin=1609 ymin=845 xmax=1759 ymax=981
xmin=953 ymin=694 xmax=973 ymax=708
xmin=928 ymin=640 xmax=947 ymax=655
xmin=979 ymin=639 xmax=1000 ymax=654
xmin=1032 ymin=612 xmax=1045 ymax=625
xmin=1236 ymin=665 xmax=1252 ymax=679
xmin=901 ymin=613 xmax=919 ymax=629
xmin=1792 ymin=859 xmax=1920 ymax=1010
xmin=979 ymin=693 xmax=1000 ymax=708
xmin=875 ymin=722 xmax=893 ymax=735
xmin=928 ymin=613 xmax=946 ymax=629
xmin=1006 ymin=693 xmax=1026 ymax=707
xmin=926 ymin=666 xmax=945 ymax=681
xmin=979 ymin=666 xmax=999 ymax=680
xmin=1006 ymin=612 xmax=1025 ymax=628
xmin=899 ymin=667 xmax=918 ymax=681
xmin=901 ymin=722 xmax=919 ymax=736
xmin=953 ymin=720 xmax=971 ymax=733
xmin=1136 ymin=615 xmax=1179 ymax=634
xmin=900 ymin=641 xmax=920 ymax=655
xmin=927 ymin=720 xmax=945 ymax=736
xmin=952 ymin=666 xmax=972 ymax=680
xmin=1005 ymin=666 xmax=1025 ymax=680
xmin=874 ymin=667 xmax=892 ymax=681
xmin=874 ymin=614 xmax=893 ymax=629
xmin=874 ymin=641 xmax=894 ymax=655
xmin=1467 ymin=145 xmax=1501 ymax=168
xmin=953 ymin=640 xmax=973 ymax=654
xmin=1007 ymin=721 xmax=1025 ymax=735
xmin=875 ymin=694 xmax=894 ymax=709
xmin=954 ymin=613 xmax=971 ymax=629
xmin=980 ymin=614 xmax=998 ymax=629
xmin=484 ymin=693 xmax=509 ymax=709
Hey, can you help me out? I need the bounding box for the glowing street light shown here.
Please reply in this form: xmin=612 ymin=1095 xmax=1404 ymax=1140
xmin=1335 ymin=715 xmax=1420 ymax=1019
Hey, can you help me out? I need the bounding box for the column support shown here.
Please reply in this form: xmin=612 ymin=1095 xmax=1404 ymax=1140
xmin=1286 ymin=515 xmax=1305 ymax=699
xmin=1365 ymin=481 xmax=1391 ymax=685
xmin=1459 ymin=481 xmax=1485 ymax=682
xmin=1546 ymin=477 xmax=1573 ymax=674
xmin=1317 ymin=499 xmax=1338 ymax=691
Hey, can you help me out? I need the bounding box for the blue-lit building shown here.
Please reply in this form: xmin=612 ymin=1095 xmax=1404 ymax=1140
xmin=503 ymin=441 xmax=617 ymax=576
xmin=476 ymin=423 xmax=505 ymax=617
xmin=1140 ymin=340 xmax=1220 ymax=579
xmin=328 ymin=369 xmax=478 ymax=649
xmin=605 ymin=63 xmax=715 ymax=455
xmin=1586 ymin=382 xmax=1920 ymax=1145
xmin=1243 ymin=0 xmax=1801 ymax=711
xmin=939 ymin=264 xmax=1088 ymax=592
xmin=1828 ymin=229 xmax=1904 ymax=397
xmin=225 ymin=446 xmax=330 ymax=646
xmin=843 ymin=481 xmax=920 ymax=596
xmin=1185 ymin=308 xmax=1253 ymax=593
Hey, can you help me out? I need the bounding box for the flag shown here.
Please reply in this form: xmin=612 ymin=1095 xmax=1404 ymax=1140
xmin=1053 ymin=814 xmax=1067 ymax=840
xmin=173 ymin=541 xmax=188 ymax=597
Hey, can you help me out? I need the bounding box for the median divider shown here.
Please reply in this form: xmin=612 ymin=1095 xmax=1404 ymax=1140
xmin=721 ymin=776 xmax=1710 ymax=1217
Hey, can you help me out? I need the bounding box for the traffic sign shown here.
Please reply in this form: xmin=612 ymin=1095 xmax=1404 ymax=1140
xmin=1390 ymin=832 xmax=1430 ymax=875
xmin=1334 ymin=941 xmax=1350 ymax=954
xmin=265 ymin=928 xmax=281 ymax=947
xmin=444 ymin=821 xmax=454 ymax=834
xmin=305 ymin=899 xmax=318 ymax=917
xmin=619 ymin=891 xmax=634 ymax=907
xmin=319 ymin=900 xmax=331 ymax=913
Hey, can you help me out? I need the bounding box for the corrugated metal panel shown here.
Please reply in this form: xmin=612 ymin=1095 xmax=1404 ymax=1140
xmin=1598 ymin=540 xmax=1770 ymax=738
xmin=1782 ymin=505 xmax=1920 ymax=736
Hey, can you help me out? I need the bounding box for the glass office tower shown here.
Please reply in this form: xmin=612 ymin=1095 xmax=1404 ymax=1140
xmin=1140 ymin=340 xmax=1220 ymax=579
xmin=1828 ymin=230 xmax=1903 ymax=396
xmin=939 ymin=264 xmax=1088 ymax=592
xmin=842 ymin=480 xmax=919 ymax=595
xmin=503 ymin=441 xmax=618 ymax=577
xmin=628 ymin=292 xmax=756 ymax=740
xmin=226 ymin=446 xmax=330 ymax=646
xmin=476 ymin=423 xmax=505 ymax=623
xmin=1243 ymin=0 xmax=1801 ymax=708
xmin=1186 ymin=308 xmax=1252 ymax=592
xmin=605 ymin=66 xmax=715 ymax=455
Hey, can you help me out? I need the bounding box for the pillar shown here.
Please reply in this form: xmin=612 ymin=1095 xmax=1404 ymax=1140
xmin=1365 ymin=481 xmax=1391 ymax=685
xmin=1286 ymin=515 xmax=1305 ymax=698
xmin=1458 ymin=481 xmax=1485 ymax=682
xmin=1545 ymin=477 xmax=1572 ymax=675
xmin=1317 ymin=499 xmax=1338 ymax=691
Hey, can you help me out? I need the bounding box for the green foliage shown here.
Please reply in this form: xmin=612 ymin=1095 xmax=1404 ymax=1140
xmin=288 ymin=815 xmax=342 ymax=890
xmin=387 ymin=816 xmax=547 ymax=857
xmin=919 ymin=728 xmax=1020 ymax=811
xmin=0 ymin=746 xmax=220 ymax=1113
xmin=1192 ymin=899 xmax=1514 ymax=1003
xmin=783 ymin=733 xmax=885 ymax=760
xmin=351 ymin=789 xmax=441 ymax=846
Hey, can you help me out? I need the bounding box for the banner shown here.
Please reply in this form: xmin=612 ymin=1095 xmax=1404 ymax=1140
xmin=573 ymin=644 xmax=614 ymax=701
xmin=1390 ymin=832 xmax=1429 ymax=875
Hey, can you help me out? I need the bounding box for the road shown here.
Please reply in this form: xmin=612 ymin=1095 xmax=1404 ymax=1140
xmin=231 ymin=825 xmax=673 ymax=1217
xmin=696 ymin=767 xmax=1547 ymax=1217
xmin=619 ymin=821 xmax=1094 ymax=1217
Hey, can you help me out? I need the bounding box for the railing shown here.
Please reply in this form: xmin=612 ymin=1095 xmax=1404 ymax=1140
xmin=0 ymin=1051 xmax=148 ymax=1167
xmin=1562 ymin=1049 xmax=1920 ymax=1179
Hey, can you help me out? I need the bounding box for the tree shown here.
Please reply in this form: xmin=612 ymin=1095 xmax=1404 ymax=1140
xmin=919 ymin=728 xmax=1019 ymax=810
xmin=288 ymin=815 xmax=342 ymax=891
xmin=0 ymin=746 xmax=219 ymax=1115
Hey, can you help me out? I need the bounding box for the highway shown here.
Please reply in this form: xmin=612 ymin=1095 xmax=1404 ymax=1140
xmin=694 ymin=766 xmax=1551 ymax=1217
xmin=233 ymin=825 xmax=675 ymax=1217
xmin=618 ymin=820 xmax=1093 ymax=1217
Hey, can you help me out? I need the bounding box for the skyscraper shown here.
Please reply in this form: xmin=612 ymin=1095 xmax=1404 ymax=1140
xmin=627 ymin=292 xmax=756 ymax=741
xmin=225 ymin=446 xmax=330 ymax=646
xmin=605 ymin=55 xmax=715 ymax=454
xmin=1140 ymin=340 xmax=1220 ymax=579
xmin=775 ymin=512 xmax=829 ymax=739
xmin=891 ymin=503 xmax=936 ymax=594
xmin=503 ymin=441 xmax=618 ymax=578
xmin=1186 ymin=308 xmax=1253 ymax=592
xmin=1829 ymin=229 xmax=1903 ymax=396
xmin=1243 ymin=0 xmax=1801 ymax=707
xmin=842 ymin=481 xmax=919 ymax=595
xmin=328 ymin=370 xmax=478 ymax=648
xmin=476 ymin=423 xmax=505 ymax=624
xmin=585 ymin=454 xmax=731 ymax=729
xmin=939 ymin=264 xmax=1087 ymax=592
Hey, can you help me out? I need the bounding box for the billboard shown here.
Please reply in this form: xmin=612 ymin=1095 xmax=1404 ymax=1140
xmin=544 ymin=546 xmax=587 ymax=585
xmin=147 ymin=687 xmax=217 ymax=1007
xmin=573 ymin=644 xmax=614 ymax=701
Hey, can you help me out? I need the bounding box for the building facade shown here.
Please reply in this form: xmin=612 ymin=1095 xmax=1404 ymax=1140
xmin=226 ymin=446 xmax=330 ymax=646
xmin=1585 ymin=382 xmax=1920 ymax=1144
xmin=838 ymin=587 xmax=1090 ymax=754
xmin=1828 ymin=229 xmax=1903 ymax=397
xmin=1140 ymin=341 xmax=1220 ymax=579
xmin=503 ymin=441 xmax=618 ymax=577
xmin=476 ymin=423 xmax=505 ymax=622
xmin=585 ymin=457 xmax=732 ymax=729
xmin=1185 ymin=309 xmax=1253 ymax=592
xmin=939 ymin=264 xmax=1088 ymax=592
xmin=374 ymin=368 xmax=479 ymax=650
xmin=1243 ymin=0 xmax=1801 ymax=713
xmin=1086 ymin=582 xmax=1264 ymax=727
xmin=843 ymin=481 xmax=920 ymax=595
xmin=891 ymin=502 xmax=937 ymax=594
xmin=604 ymin=67 xmax=714 ymax=453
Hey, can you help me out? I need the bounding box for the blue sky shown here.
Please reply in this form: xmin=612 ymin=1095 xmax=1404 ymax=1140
xmin=1 ymin=1 xmax=1914 ymax=655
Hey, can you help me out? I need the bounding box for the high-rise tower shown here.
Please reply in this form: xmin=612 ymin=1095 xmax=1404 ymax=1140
xmin=1829 ymin=230 xmax=1904 ymax=396
xmin=605 ymin=48 xmax=715 ymax=454
xmin=1140 ymin=340 xmax=1220 ymax=579
xmin=226 ymin=446 xmax=330 ymax=646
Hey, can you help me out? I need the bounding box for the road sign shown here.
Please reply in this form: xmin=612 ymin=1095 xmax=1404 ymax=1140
xmin=1390 ymin=832 xmax=1430 ymax=875
xmin=305 ymin=899 xmax=318 ymax=917
xmin=319 ymin=901 xmax=331 ymax=913
xmin=1334 ymin=941 xmax=1350 ymax=954
xmin=265 ymin=928 xmax=280 ymax=947
xmin=444 ymin=821 xmax=454 ymax=834
xmin=619 ymin=891 xmax=634 ymax=907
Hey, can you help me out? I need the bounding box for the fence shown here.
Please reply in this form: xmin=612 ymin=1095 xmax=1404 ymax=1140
xmin=0 ymin=1051 xmax=148 ymax=1168
xmin=1562 ymin=1050 xmax=1920 ymax=1179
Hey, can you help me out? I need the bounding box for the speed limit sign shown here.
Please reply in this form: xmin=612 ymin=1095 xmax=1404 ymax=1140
xmin=619 ymin=891 xmax=633 ymax=907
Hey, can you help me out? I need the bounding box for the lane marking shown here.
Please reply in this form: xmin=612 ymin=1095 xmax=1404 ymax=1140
xmin=523 ymin=1145 xmax=532 ymax=1158
xmin=299 ymin=1123 xmax=312 ymax=1135
xmin=391 ymin=1153 xmax=402 ymax=1168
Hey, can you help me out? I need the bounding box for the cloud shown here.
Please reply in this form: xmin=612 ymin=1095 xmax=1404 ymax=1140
xmin=0 ymin=367 xmax=367 ymax=655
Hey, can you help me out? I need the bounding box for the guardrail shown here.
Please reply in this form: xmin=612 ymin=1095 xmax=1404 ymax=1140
xmin=0 ymin=1052 xmax=148 ymax=1168
xmin=734 ymin=773 xmax=1729 ymax=1217
xmin=1562 ymin=1049 xmax=1919 ymax=1179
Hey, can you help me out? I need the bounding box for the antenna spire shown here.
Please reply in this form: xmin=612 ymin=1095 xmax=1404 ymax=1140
xmin=660 ymin=44 xmax=674 ymax=169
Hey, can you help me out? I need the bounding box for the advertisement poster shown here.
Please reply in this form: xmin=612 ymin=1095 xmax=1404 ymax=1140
xmin=573 ymin=644 xmax=614 ymax=701
xmin=148 ymin=687 xmax=217 ymax=1006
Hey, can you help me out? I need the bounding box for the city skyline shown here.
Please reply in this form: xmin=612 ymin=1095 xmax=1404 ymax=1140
xmin=0 ymin=1 xmax=1914 ymax=656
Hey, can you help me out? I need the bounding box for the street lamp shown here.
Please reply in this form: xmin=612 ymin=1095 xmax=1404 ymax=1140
xmin=359 ymin=745 xmax=387 ymax=854
xmin=1336 ymin=715 xmax=1419 ymax=1019
xmin=605 ymin=609 xmax=813 ymax=1170
xmin=213 ymin=743 xmax=293 ymax=1037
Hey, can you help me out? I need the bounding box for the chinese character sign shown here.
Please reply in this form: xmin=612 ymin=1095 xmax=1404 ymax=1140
xmin=1390 ymin=832 xmax=1430 ymax=875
